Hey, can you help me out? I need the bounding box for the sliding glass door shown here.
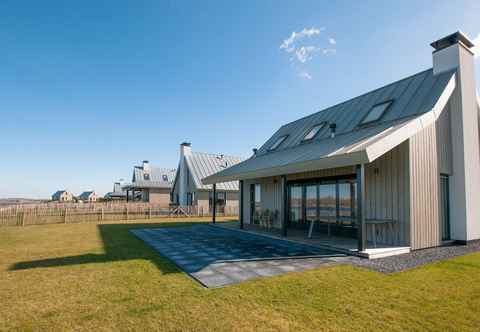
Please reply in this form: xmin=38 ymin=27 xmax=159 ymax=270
xmin=287 ymin=177 xmax=357 ymax=234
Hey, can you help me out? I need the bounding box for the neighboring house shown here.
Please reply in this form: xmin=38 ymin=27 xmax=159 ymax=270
xmin=104 ymin=182 xmax=127 ymax=200
xmin=171 ymin=143 xmax=244 ymax=213
xmin=51 ymin=190 xmax=73 ymax=202
xmin=204 ymin=32 xmax=480 ymax=257
xmin=78 ymin=191 xmax=97 ymax=202
xmin=123 ymin=161 xmax=176 ymax=206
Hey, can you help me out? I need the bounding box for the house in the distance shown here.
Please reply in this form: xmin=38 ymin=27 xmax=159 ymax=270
xmin=171 ymin=142 xmax=244 ymax=214
xmin=123 ymin=161 xmax=176 ymax=206
xmin=104 ymin=181 xmax=127 ymax=200
xmin=51 ymin=190 xmax=74 ymax=202
xmin=204 ymin=32 xmax=480 ymax=258
xmin=78 ymin=191 xmax=97 ymax=202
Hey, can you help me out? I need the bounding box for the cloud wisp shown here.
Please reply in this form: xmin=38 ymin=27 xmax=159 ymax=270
xmin=280 ymin=27 xmax=336 ymax=79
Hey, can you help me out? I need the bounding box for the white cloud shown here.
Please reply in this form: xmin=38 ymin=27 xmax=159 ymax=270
xmin=280 ymin=26 xmax=336 ymax=80
xmin=280 ymin=27 xmax=324 ymax=50
xmin=322 ymin=48 xmax=336 ymax=55
xmin=299 ymin=71 xmax=312 ymax=80
xmin=473 ymin=33 xmax=480 ymax=58
xmin=295 ymin=46 xmax=320 ymax=63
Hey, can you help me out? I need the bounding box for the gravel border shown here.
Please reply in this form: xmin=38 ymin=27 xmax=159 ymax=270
xmin=350 ymin=240 xmax=480 ymax=273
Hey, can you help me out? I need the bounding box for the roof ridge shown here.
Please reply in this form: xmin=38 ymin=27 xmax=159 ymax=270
xmin=191 ymin=151 xmax=244 ymax=159
xmin=281 ymin=68 xmax=433 ymax=129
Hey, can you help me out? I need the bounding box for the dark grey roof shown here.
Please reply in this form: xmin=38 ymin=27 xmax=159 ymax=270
xmin=52 ymin=190 xmax=67 ymax=200
xmin=125 ymin=166 xmax=176 ymax=189
xmin=204 ymin=68 xmax=456 ymax=183
xmin=78 ymin=191 xmax=95 ymax=200
xmin=185 ymin=152 xmax=244 ymax=191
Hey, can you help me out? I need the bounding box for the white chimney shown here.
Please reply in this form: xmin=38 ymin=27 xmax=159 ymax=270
xmin=180 ymin=142 xmax=192 ymax=157
xmin=431 ymin=31 xmax=480 ymax=241
xmin=142 ymin=160 xmax=150 ymax=173
xmin=178 ymin=142 xmax=192 ymax=206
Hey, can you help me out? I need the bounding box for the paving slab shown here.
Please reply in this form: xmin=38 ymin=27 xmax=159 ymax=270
xmin=131 ymin=224 xmax=348 ymax=287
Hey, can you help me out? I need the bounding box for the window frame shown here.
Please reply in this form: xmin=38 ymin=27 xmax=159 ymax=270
xmin=301 ymin=122 xmax=327 ymax=142
xmin=359 ymin=100 xmax=393 ymax=126
xmin=268 ymin=135 xmax=288 ymax=151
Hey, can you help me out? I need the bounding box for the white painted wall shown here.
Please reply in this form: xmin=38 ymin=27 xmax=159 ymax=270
xmin=178 ymin=143 xmax=192 ymax=206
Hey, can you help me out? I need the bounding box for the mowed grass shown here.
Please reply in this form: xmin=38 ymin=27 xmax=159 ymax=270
xmin=1 ymin=219 xmax=480 ymax=332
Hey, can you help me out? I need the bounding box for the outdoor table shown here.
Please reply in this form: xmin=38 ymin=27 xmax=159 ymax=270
xmin=307 ymin=217 xmax=395 ymax=248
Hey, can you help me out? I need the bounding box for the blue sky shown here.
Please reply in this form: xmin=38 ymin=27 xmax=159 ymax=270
xmin=1 ymin=0 xmax=479 ymax=198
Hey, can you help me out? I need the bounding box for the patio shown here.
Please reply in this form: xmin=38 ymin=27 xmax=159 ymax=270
xmin=131 ymin=224 xmax=350 ymax=287
xmin=219 ymin=222 xmax=410 ymax=259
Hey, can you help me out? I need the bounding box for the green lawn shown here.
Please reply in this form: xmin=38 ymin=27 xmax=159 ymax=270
xmin=1 ymin=219 xmax=480 ymax=331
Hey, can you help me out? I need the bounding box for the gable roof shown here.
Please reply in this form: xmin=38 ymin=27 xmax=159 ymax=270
xmin=203 ymin=68 xmax=456 ymax=184
xmin=52 ymin=190 xmax=69 ymax=199
xmin=125 ymin=166 xmax=176 ymax=189
xmin=78 ymin=191 xmax=95 ymax=200
xmin=175 ymin=152 xmax=244 ymax=191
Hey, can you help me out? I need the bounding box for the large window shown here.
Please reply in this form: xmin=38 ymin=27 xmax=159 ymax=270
xmin=209 ymin=191 xmax=226 ymax=212
xmin=360 ymin=101 xmax=392 ymax=125
xmin=250 ymin=184 xmax=262 ymax=224
xmin=288 ymin=177 xmax=357 ymax=235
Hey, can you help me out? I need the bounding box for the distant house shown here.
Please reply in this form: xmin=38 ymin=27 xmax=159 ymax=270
xmin=78 ymin=191 xmax=97 ymax=202
xmin=171 ymin=142 xmax=244 ymax=213
xmin=104 ymin=182 xmax=127 ymax=200
xmin=51 ymin=190 xmax=73 ymax=202
xmin=203 ymin=32 xmax=480 ymax=258
xmin=123 ymin=161 xmax=176 ymax=206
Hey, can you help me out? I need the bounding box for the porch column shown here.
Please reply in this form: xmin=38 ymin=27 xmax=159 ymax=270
xmin=281 ymin=175 xmax=288 ymax=237
xmin=239 ymin=180 xmax=244 ymax=229
xmin=356 ymin=164 xmax=367 ymax=252
xmin=212 ymin=183 xmax=217 ymax=224
xmin=126 ymin=189 xmax=129 ymax=202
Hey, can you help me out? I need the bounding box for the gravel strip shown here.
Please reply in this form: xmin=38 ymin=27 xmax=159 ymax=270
xmin=351 ymin=240 xmax=480 ymax=273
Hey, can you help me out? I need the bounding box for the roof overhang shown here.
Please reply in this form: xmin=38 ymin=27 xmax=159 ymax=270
xmin=203 ymin=73 xmax=456 ymax=184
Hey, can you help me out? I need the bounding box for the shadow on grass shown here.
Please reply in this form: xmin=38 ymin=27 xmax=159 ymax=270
xmin=9 ymin=221 xmax=213 ymax=273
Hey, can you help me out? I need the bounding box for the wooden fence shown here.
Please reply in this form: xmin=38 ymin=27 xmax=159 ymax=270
xmin=0 ymin=203 xmax=238 ymax=227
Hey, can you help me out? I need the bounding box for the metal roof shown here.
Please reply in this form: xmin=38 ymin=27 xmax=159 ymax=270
xmin=52 ymin=190 xmax=68 ymax=199
xmin=203 ymin=68 xmax=456 ymax=184
xmin=124 ymin=166 xmax=176 ymax=190
xmin=78 ymin=191 xmax=95 ymax=200
xmin=185 ymin=152 xmax=244 ymax=191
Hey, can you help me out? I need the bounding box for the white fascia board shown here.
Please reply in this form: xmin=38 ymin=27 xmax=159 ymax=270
xmin=202 ymin=150 xmax=369 ymax=184
xmin=366 ymin=74 xmax=456 ymax=162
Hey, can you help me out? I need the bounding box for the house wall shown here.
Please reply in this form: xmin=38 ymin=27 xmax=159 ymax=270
xmin=147 ymin=188 xmax=171 ymax=207
xmin=197 ymin=190 xmax=239 ymax=214
xmin=409 ymin=123 xmax=442 ymax=249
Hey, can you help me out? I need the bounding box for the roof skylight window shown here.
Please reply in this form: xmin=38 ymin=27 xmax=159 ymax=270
xmin=268 ymin=135 xmax=288 ymax=151
xmin=360 ymin=101 xmax=393 ymax=125
xmin=302 ymin=123 xmax=326 ymax=141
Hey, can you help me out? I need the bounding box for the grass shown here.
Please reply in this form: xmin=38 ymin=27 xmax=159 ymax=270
xmin=1 ymin=218 xmax=480 ymax=331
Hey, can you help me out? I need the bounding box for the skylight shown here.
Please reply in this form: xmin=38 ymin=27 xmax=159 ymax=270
xmin=268 ymin=135 xmax=288 ymax=151
xmin=360 ymin=101 xmax=393 ymax=125
xmin=302 ymin=123 xmax=325 ymax=141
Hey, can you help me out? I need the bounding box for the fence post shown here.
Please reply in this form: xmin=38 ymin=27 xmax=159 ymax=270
xmin=148 ymin=207 xmax=151 ymax=219
xmin=22 ymin=211 xmax=26 ymax=227
xmin=64 ymin=208 xmax=68 ymax=224
xmin=125 ymin=206 xmax=129 ymax=221
xmin=101 ymin=208 xmax=104 ymax=221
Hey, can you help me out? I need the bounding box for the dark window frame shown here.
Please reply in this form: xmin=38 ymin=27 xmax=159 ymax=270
xmin=268 ymin=135 xmax=289 ymax=151
xmin=358 ymin=100 xmax=394 ymax=126
xmin=301 ymin=122 xmax=327 ymax=142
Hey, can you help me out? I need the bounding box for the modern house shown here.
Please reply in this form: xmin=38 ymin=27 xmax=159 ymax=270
xmin=171 ymin=143 xmax=244 ymax=214
xmin=104 ymin=181 xmax=127 ymax=200
xmin=51 ymin=190 xmax=74 ymax=202
xmin=203 ymin=32 xmax=480 ymax=258
xmin=78 ymin=191 xmax=97 ymax=202
xmin=123 ymin=160 xmax=176 ymax=206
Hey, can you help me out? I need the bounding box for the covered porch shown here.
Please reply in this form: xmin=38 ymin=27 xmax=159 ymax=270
xmin=206 ymin=142 xmax=413 ymax=259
